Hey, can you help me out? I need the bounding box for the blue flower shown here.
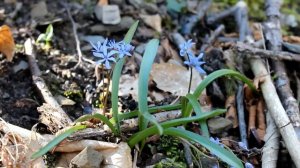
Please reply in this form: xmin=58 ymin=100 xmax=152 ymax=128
xmin=179 ymin=39 xmax=194 ymax=56
xmin=117 ymin=42 xmax=134 ymax=59
xmin=184 ymin=52 xmax=206 ymax=74
xmin=92 ymin=39 xmax=118 ymax=69
xmin=245 ymin=162 xmax=254 ymax=168
xmin=209 ymin=137 xmax=224 ymax=148
xmin=108 ymin=39 xmax=120 ymax=49
xmin=238 ymin=141 xmax=249 ymax=151
xmin=90 ymin=41 xmax=103 ymax=55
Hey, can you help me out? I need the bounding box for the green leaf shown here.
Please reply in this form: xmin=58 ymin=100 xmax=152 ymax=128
xmin=116 ymin=104 xmax=182 ymax=121
xmin=31 ymin=125 xmax=86 ymax=159
xmin=45 ymin=24 xmax=53 ymax=42
xmin=128 ymin=109 xmax=226 ymax=147
xmin=36 ymin=34 xmax=46 ymax=43
xmin=111 ymin=21 xmax=139 ymax=134
xmin=75 ymin=113 xmax=117 ymax=134
xmin=164 ymin=128 xmax=243 ymax=168
xmin=184 ymin=94 xmax=209 ymax=137
xmin=138 ymin=39 xmax=162 ymax=135
xmin=183 ymin=69 xmax=255 ymax=120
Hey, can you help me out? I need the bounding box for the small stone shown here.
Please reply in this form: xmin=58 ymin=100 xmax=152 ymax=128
xmin=13 ymin=60 xmax=28 ymax=73
xmin=31 ymin=1 xmax=48 ymax=19
xmin=140 ymin=14 xmax=162 ymax=32
xmin=90 ymin=16 xmax=134 ymax=33
xmin=55 ymin=95 xmax=76 ymax=106
xmin=128 ymin=0 xmax=158 ymax=13
xmin=70 ymin=146 xmax=103 ymax=168
xmin=94 ymin=5 xmax=121 ymax=25
xmin=208 ymin=117 xmax=233 ymax=134
xmin=135 ymin=43 xmax=146 ymax=55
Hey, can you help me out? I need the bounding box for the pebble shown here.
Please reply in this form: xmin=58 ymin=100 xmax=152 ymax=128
xmin=90 ymin=16 xmax=134 ymax=33
xmin=30 ymin=1 xmax=48 ymax=19
xmin=140 ymin=14 xmax=162 ymax=32
xmin=94 ymin=4 xmax=121 ymax=25
xmin=207 ymin=117 xmax=233 ymax=134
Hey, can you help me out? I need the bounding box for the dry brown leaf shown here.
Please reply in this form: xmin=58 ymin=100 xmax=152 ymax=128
xmin=0 ymin=25 xmax=15 ymax=61
xmin=225 ymin=95 xmax=239 ymax=128
xmin=151 ymin=63 xmax=203 ymax=96
xmin=256 ymin=99 xmax=266 ymax=141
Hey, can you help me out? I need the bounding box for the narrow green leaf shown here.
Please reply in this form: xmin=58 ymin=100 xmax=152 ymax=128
xmin=138 ymin=39 xmax=162 ymax=134
xmin=116 ymin=104 xmax=182 ymax=121
xmin=164 ymin=128 xmax=243 ymax=168
xmin=75 ymin=113 xmax=117 ymax=134
xmin=111 ymin=21 xmax=139 ymax=134
xmin=45 ymin=24 xmax=53 ymax=42
xmin=185 ymin=94 xmax=209 ymax=137
xmin=31 ymin=125 xmax=86 ymax=159
xmin=183 ymin=69 xmax=255 ymax=120
xmin=36 ymin=34 xmax=46 ymax=43
xmin=128 ymin=109 xmax=226 ymax=147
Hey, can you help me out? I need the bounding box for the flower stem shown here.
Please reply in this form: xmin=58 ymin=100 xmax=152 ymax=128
xmin=188 ymin=67 xmax=193 ymax=93
xmin=103 ymin=69 xmax=111 ymax=114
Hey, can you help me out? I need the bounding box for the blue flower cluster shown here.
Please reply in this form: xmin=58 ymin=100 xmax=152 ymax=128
xmin=90 ymin=39 xmax=134 ymax=69
xmin=179 ymin=39 xmax=206 ymax=74
xmin=210 ymin=137 xmax=254 ymax=168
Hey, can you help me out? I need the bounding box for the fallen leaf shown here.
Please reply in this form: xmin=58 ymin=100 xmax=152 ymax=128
xmin=151 ymin=63 xmax=203 ymax=96
xmin=140 ymin=14 xmax=162 ymax=32
xmin=0 ymin=25 xmax=15 ymax=61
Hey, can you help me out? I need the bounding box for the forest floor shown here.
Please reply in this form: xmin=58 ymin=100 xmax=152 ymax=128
xmin=1 ymin=0 xmax=300 ymax=167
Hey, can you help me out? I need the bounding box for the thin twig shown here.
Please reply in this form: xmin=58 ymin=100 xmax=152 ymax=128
xmin=233 ymin=42 xmax=300 ymax=62
xmin=62 ymin=2 xmax=95 ymax=69
xmin=201 ymin=24 xmax=225 ymax=51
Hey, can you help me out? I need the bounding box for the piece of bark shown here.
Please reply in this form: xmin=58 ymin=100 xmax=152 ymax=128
xmin=263 ymin=0 xmax=300 ymax=131
xmin=233 ymin=42 xmax=300 ymax=62
xmin=250 ymin=58 xmax=300 ymax=167
xmin=24 ymin=39 xmax=72 ymax=132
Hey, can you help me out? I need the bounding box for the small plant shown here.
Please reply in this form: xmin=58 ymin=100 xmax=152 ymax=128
xmin=32 ymin=21 xmax=256 ymax=168
xmin=36 ymin=24 xmax=54 ymax=50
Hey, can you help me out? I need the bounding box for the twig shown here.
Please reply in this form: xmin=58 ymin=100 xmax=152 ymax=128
xmin=250 ymin=58 xmax=300 ymax=167
xmin=62 ymin=2 xmax=95 ymax=69
xmin=263 ymin=0 xmax=300 ymax=130
xmin=236 ymin=84 xmax=248 ymax=147
xmin=234 ymin=1 xmax=251 ymax=41
xmin=201 ymin=24 xmax=225 ymax=51
xmin=233 ymin=42 xmax=300 ymax=62
xmin=24 ymin=39 xmax=72 ymax=131
xmin=181 ymin=0 xmax=212 ymax=35
xmin=234 ymin=0 xmax=250 ymax=148
xmin=207 ymin=2 xmax=240 ymax=25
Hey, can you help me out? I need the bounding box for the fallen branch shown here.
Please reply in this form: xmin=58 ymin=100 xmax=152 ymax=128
xmin=24 ymin=39 xmax=72 ymax=132
xmin=233 ymin=42 xmax=300 ymax=62
xmin=261 ymin=112 xmax=280 ymax=168
xmin=250 ymin=58 xmax=300 ymax=167
xmin=264 ymin=0 xmax=300 ymax=131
